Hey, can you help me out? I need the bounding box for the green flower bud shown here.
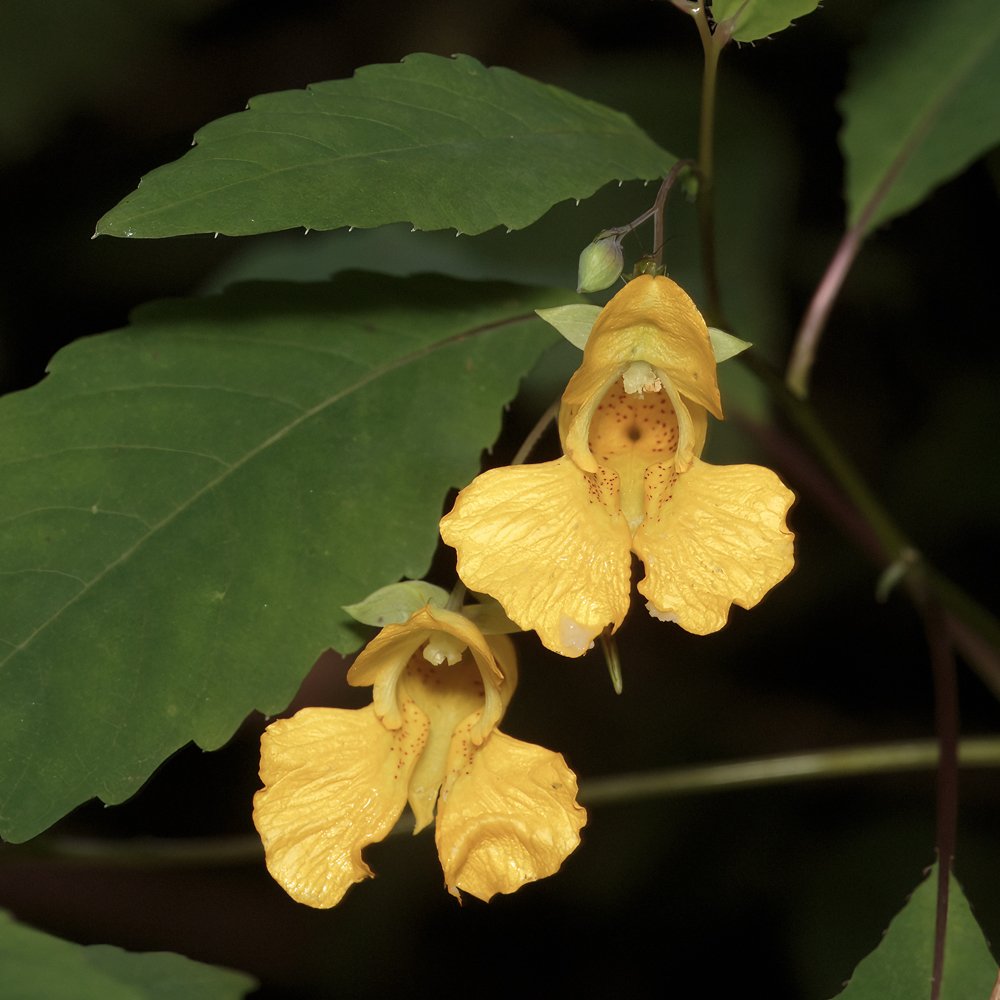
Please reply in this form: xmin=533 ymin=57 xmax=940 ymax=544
xmin=577 ymin=232 xmax=624 ymax=293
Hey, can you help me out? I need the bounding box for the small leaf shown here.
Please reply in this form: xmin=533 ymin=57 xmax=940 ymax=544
xmin=343 ymin=580 xmax=450 ymax=627
xmin=0 ymin=273 xmax=563 ymax=842
xmin=0 ymin=909 xmax=256 ymax=1000
xmin=834 ymin=864 xmax=997 ymax=1000
xmin=840 ymin=0 xmax=1000 ymax=232
xmin=708 ymin=326 xmax=752 ymax=363
xmin=711 ymin=0 xmax=821 ymax=43
xmin=535 ymin=304 xmax=601 ymax=350
xmin=96 ymin=53 xmax=674 ymax=239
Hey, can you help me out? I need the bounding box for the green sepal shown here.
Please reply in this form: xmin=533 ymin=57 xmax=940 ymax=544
xmin=708 ymin=326 xmax=752 ymax=363
xmin=535 ymin=304 xmax=602 ymax=351
xmin=343 ymin=580 xmax=451 ymax=627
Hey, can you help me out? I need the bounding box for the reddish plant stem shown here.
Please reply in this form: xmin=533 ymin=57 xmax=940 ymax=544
xmin=923 ymin=595 xmax=959 ymax=1000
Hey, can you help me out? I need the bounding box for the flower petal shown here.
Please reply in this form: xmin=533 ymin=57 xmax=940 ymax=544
xmin=399 ymin=639 xmax=517 ymax=832
xmin=440 ymin=457 xmax=632 ymax=657
xmin=252 ymin=704 xmax=425 ymax=909
xmin=347 ymin=605 xmax=506 ymax=729
xmin=634 ymin=458 xmax=795 ymax=634
xmin=576 ymin=275 xmax=722 ymax=419
xmin=560 ymin=276 xmax=720 ymax=474
xmin=436 ymin=729 xmax=586 ymax=902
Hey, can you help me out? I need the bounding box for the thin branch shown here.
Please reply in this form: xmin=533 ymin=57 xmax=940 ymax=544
xmin=785 ymin=222 xmax=869 ymax=398
xmin=742 ymin=353 xmax=909 ymax=558
xmin=9 ymin=738 xmax=1000 ymax=867
xmin=922 ymin=594 xmax=960 ymax=1000
xmin=510 ymin=398 xmax=559 ymax=467
xmin=785 ymin=54 xmax=962 ymax=398
xmin=738 ymin=353 xmax=1000 ymax=701
xmin=652 ymin=160 xmax=698 ymax=269
xmin=692 ymin=7 xmax=727 ymax=324
xmin=580 ymin=737 xmax=999 ymax=807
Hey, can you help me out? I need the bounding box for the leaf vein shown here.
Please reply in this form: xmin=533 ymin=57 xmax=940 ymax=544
xmin=0 ymin=506 xmax=153 ymax=530
xmin=0 ymin=568 xmax=87 ymax=586
xmin=55 ymin=383 xmax=306 ymax=412
xmin=0 ymin=444 xmax=233 ymax=473
xmin=0 ymin=312 xmax=536 ymax=669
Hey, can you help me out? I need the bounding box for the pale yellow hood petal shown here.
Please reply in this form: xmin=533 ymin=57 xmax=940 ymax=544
xmin=347 ymin=605 xmax=506 ymax=729
xmin=573 ymin=275 xmax=722 ymax=418
xmin=634 ymin=458 xmax=795 ymax=634
xmin=435 ymin=729 xmax=586 ymax=902
xmin=440 ymin=457 xmax=632 ymax=657
xmin=252 ymin=704 xmax=423 ymax=909
xmin=559 ymin=275 xmax=720 ymax=475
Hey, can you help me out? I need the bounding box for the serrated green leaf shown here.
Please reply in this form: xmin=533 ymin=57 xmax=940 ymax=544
xmin=343 ymin=579 xmax=450 ymax=627
xmin=95 ymin=53 xmax=675 ymax=240
xmin=840 ymin=0 xmax=1000 ymax=232
xmin=0 ymin=910 xmax=255 ymax=1000
xmin=0 ymin=273 xmax=562 ymax=843
xmin=834 ymin=865 xmax=997 ymax=1000
xmin=535 ymin=303 xmax=601 ymax=349
xmin=711 ymin=0 xmax=821 ymax=43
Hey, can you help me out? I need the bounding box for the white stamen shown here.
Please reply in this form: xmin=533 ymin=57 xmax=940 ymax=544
xmin=423 ymin=633 xmax=466 ymax=666
xmin=622 ymin=361 xmax=663 ymax=396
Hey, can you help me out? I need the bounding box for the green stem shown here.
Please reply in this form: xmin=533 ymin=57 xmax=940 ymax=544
xmin=11 ymin=738 xmax=1000 ymax=867
xmin=597 ymin=158 xmax=695 ymax=272
xmin=692 ymin=5 xmax=727 ymax=325
xmin=922 ymin=595 xmax=959 ymax=1000
xmin=580 ymin=736 xmax=1000 ymax=807
xmin=651 ymin=159 xmax=697 ymax=269
xmin=742 ymin=353 xmax=1000 ymax=696
xmin=510 ymin=399 xmax=559 ymax=467
xmin=743 ymin=354 xmax=909 ymax=557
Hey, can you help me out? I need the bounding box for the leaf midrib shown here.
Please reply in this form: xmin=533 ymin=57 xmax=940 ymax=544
xmin=850 ymin=13 xmax=1000 ymax=220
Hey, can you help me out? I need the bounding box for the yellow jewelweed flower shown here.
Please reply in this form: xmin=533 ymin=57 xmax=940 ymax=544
xmin=439 ymin=274 xmax=795 ymax=658
xmin=252 ymin=605 xmax=586 ymax=908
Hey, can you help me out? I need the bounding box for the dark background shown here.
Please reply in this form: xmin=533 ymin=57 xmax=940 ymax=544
xmin=1 ymin=1 xmax=998 ymax=996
